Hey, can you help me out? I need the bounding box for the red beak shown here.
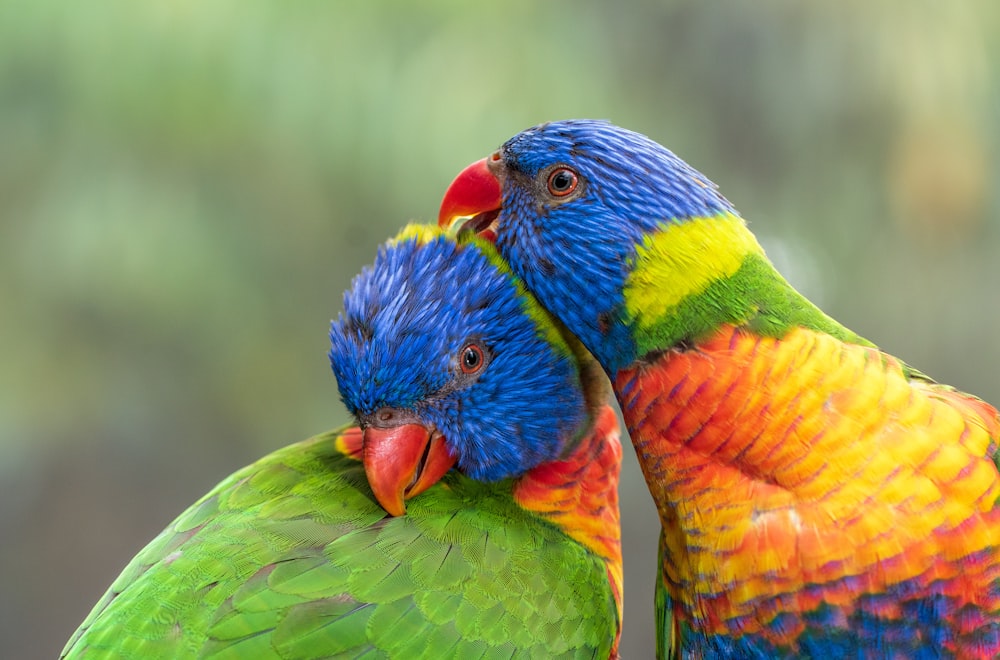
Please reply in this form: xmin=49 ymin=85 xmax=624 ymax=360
xmin=437 ymin=157 xmax=503 ymax=241
xmin=362 ymin=424 xmax=457 ymax=516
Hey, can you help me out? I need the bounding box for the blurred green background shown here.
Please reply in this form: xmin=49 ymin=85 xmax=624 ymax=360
xmin=2 ymin=2 xmax=998 ymax=657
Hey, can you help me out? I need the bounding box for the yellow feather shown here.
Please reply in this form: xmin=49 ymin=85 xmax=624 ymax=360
xmin=624 ymin=213 xmax=764 ymax=328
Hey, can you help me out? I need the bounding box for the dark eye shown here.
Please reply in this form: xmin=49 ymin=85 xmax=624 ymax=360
xmin=460 ymin=344 xmax=485 ymax=374
xmin=546 ymin=167 xmax=578 ymax=197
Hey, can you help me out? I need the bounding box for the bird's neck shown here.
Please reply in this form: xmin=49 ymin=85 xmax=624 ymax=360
xmin=514 ymin=403 xmax=623 ymax=624
xmin=619 ymin=212 xmax=867 ymax=357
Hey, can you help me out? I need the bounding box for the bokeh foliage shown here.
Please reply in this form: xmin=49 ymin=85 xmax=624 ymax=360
xmin=2 ymin=2 xmax=997 ymax=657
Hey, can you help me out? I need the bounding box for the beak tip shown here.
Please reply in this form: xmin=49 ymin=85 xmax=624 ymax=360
xmin=437 ymin=158 xmax=502 ymax=231
xmin=381 ymin=498 xmax=406 ymax=517
xmin=369 ymin=480 xmax=408 ymax=518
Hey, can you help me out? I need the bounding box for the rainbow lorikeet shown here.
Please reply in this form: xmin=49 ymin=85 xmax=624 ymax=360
xmin=62 ymin=225 xmax=623 ymax=659
xmin=439 ymin=120 xmax=1000 ymax=658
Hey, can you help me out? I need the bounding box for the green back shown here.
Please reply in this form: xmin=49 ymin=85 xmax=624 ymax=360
xmin=62 ymin=426 xmax=617 ymax=659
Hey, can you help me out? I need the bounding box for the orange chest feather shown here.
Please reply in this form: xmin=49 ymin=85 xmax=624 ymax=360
xmin=514 ymin=405 xmax=624 ymax=623
xmin=615 ymin=325 xmax=1000 ymax=625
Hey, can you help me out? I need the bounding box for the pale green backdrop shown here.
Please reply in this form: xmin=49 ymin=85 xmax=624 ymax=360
xmin=2 ymin=2 xmax=998 ymax=657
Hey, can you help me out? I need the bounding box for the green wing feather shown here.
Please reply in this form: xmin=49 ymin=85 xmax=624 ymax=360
xmin=62 ymin=426 xmax=617 ymax=659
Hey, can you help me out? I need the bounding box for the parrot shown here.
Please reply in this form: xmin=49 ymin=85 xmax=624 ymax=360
xmin=61 ymin=224 xmax=623 ymax=659
xmin=438 ymin=119 xmax=1000 ymax=658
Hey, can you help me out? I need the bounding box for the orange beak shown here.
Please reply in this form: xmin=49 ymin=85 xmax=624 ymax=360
xmin=362 ymin=424 xmax=457 ymax=516
xmin=437 ymin=157 xmax=503 ymax=241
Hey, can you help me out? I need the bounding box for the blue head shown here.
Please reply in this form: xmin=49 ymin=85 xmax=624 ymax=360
xmin=439 ymin=119 xmax=736 ymax=372
xmin=329 ymin=226 xmax=595 ymax=489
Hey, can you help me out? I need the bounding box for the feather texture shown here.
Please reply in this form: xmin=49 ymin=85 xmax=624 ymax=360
xmin=439 ymin=119 xmax=1000 ymax=657
xmin=619 ymin=325 xmax=1000 ymax=655
xmin=63 ymin=226 xmax=623 ymax=658
xmin=62 ymin=426 xmax=622 ymax=658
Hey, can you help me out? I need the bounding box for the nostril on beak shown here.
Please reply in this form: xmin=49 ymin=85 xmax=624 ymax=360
xmin=363 ymin=406 xmax=418 ymax=430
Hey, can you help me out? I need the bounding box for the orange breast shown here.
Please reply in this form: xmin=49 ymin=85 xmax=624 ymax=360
xmin=616 ymin=325 xmax=1000 ymax=647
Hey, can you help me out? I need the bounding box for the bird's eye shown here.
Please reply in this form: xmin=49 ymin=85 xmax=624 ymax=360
xmin=460 ymin=344 xmax=485 ymax=374
xmin=546 ymin=167 xmax=578 ymax=197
